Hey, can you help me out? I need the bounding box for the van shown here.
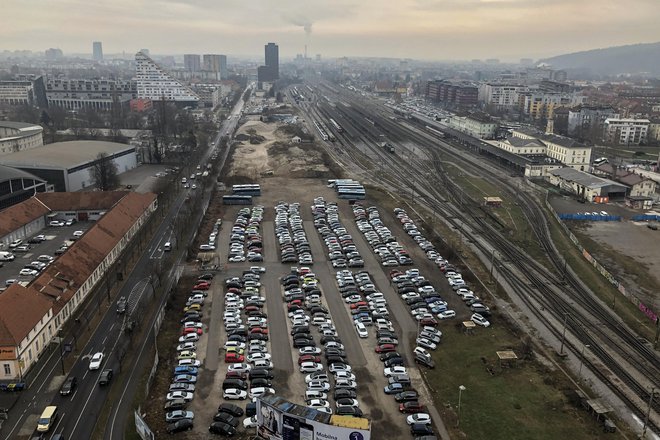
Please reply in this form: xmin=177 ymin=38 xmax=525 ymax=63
xmin=0 ymin=252 xmax=15 ymax=262
xmin=164 ymin=242 xmax=171 ymax=252
xmin=37 ymin=406 xmax=58 ymax=432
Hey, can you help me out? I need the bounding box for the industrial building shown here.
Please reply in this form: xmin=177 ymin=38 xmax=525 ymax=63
xmin=0 ymin=121 xmax=44 ymax=156
xmin=0 ymin=191 xmax=157 ymax=380
xmin=548 ymin=167 xmax=627 ymax=201
xmin=0 ymin=140 xmax=137 ymax=192
xmin=0 ymin=165 xmax=50 ymax=211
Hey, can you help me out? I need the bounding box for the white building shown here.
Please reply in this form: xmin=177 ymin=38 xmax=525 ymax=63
xmin=0 ymin=140 xmax=137 ymax=191
xmin=135 ymin=51 xmax=200 ymax=104
xmin=511 ymin=128 xmax=592 ymax=171
xmin=478 ymin=83 xmax=528 ymax=108
xmin=603 ymin=118 xmax=650 ymax=146
xmin=446 ymin=114 xmax=498 ymax=139
xmin=0 ymin=122 xmax=44 ymax=156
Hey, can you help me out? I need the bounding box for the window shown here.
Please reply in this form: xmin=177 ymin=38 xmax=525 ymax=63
xmin=3 ymin=364 xmax=10 ymax=375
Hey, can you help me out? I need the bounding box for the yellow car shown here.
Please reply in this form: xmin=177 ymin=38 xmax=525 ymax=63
xmin=226 ymin=347 xmax=245 ymax=355
xmin=183 ymin=304 xmax=202 ymax=313
xmin=177 ymin=350 xmax=197 ymax=360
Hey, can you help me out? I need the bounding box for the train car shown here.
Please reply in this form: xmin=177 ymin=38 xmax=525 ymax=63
xmin=338 ymin=192 xmax=366 ymax=200
xmin=223 ymin=195 xmax=253 ymax=205
xmin=425 ymin=125 xmax=446 ymax=138
xmin=329 ymin=118 xmax=344 ymax=133
xmin=365 ymin=117 xmax=376 ymax=126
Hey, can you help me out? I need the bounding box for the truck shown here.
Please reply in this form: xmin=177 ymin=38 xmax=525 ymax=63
xmin=378 ymin=142 xmax=395 ymax=153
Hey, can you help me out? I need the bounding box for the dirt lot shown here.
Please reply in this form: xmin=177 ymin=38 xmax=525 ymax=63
xmin=142 ymin=117 xmax=480 ymax=439
xmin=549 ymin=194 xmax=660 ymax=309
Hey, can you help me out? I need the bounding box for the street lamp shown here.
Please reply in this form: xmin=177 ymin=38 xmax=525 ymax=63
xmin=578 ymin=344 xmax=590 ymax=383
xmin=456 ymin=385 xmax=466 ymax=427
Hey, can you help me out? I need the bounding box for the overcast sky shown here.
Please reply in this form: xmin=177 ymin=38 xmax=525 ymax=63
xmin=2 ymin=0 xmax=659 ymax=61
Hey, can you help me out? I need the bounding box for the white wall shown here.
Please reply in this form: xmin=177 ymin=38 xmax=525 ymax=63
xmin=66 ymin=151 xmax=137 ymax=191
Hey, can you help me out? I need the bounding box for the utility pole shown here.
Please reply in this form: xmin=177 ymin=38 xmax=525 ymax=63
xmin=640 ymin=387 xmax=656 ymax=440
xmin=558 ymin=313 xmax=569 ymax=356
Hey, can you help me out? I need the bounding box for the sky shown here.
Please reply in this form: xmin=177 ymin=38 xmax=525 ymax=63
xmin=2 ymin=0 xmax=660 ymax=61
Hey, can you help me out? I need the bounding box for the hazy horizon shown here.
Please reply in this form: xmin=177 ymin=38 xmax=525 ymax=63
xmin=2 ymin=0 xmax=659 ymax=62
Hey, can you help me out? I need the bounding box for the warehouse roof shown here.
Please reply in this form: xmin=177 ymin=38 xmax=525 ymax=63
xmin=0 ymin=140 xmax=134 ymax=169
xmin=0 ymin=164 xmax=45 ymax=182
xmin=549 ymin=167 xmax=627 ymax=190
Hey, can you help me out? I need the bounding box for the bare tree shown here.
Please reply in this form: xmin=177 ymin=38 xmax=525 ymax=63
xmin=89 ymin=152 xmax=120 ymax=190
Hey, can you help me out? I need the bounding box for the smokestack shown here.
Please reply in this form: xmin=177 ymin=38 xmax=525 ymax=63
xmin=304 ymin=45 xmax=307 ymax=59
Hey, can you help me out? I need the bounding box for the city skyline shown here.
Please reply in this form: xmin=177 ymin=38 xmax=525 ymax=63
xmin=1 ymin=0 xmax=659 ymax=61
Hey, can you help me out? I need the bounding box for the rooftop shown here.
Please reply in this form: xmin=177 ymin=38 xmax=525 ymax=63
xmin=0 ymin=121 xmax=43 ymax=140
xmin=549 ymin=167 xmax=627 ymax=190
xmin=0 ymin=164 xmax=45 ymax=183
xmin=0 ymin=140 xmax=134 ymax=169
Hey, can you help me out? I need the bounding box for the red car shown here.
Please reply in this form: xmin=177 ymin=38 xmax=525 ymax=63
xmin=225 ymin=371 xmax=247 ymax=380
xmin=250 ymin=327 xmax=269 ymax=335
xmin=399 ymin=401 xmax=426 ymax=414
xmin=298 ymin=355 xmax=321 ymax=365
xmin=419 ymin=317 xmax=438 ymax=327
xmin=226 ymin=288 xmax=241 ymax=294
xmin=193 ymin=284 xmax=210 ymax=291
xmin=182 ymin=327 xmax=203 ymax=335
xmin=350 ymin=302 xmax=368 ymax=309
xmin=245 ymin=306 xmax=261 ymax=313
xmin=375 ymin=344 xmax=396 ymax=353
xmin=389 ymin=270 xmax=404 ymax=279
xmin=225 ymin=352 xmax=244 ymax=363
xmin=288 ymin=300 xmax=303 ymax=308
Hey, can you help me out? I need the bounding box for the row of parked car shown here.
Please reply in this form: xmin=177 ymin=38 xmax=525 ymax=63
xmin=282 ymin=266 xmax=364 ymax=417
xmin=162 ymin=273 xmax=211 ymax=434
xmin=393 ymin=208 xmax=492 ymax=328
xmin=313 ymin=197 xmax=364 ymax=269
xmin=354 ymin=203 xmax=412 ymax=266
xmin=276 ymin=202 xmax=313 ymax=265
xmin=220 ymin=267 xmax=271 ymax=433
xmin=225 ymin=206 xmax=264 ymax=263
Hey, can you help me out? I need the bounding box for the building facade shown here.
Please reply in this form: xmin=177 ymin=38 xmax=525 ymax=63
xmin=135 ymin=51 xmax=200 ymax=104
xmin=512 ymin=128 xmax=591 ymax=171
xmin=425 ymin=80 xmax=478 ymax=107
xmin=603 ymin=118 xmax=650 ymax=146
xmin=0 ymin=122 xmax=44 ymax=156
xmin=184 ymin=54 xmax=201 ymax=72
xmin=567 ymin=106 xmax=619 ymax=139
xmin=520 ymin=92 xmax=586 ymax=120
xmin=92 ymin=41 xmax=103 ymax=62
xmin=447 ymin=114 xmax=498 ymax=139
xmin=479 ymin=83 xmax=528 ymax=108
xmin=0 ymin=77 xmax=48 ymax=107
xmin=258 ymin=43 xmax=279 ymax=82
xmin=45 ymin=78 xmax=136 ymax=110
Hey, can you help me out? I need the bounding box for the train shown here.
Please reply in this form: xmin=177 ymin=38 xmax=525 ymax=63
xmin=232 ymin=184 xmax=261 ymax=196
xmin=424 ymin=125 xmax=446 ymax=138
xmin=223 ymin=195 xmax=253 ymax=205
xmin=313 ymin=120 xmax=329 ymax=141
xmin=329 ymin=118 xmax=344 ymax=133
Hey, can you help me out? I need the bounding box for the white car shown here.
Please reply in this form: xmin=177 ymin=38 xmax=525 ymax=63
xmin=250 ymin=266 xmax=266 ymax=273
xmin=228 ymin=255 xmax=246 ymax=262
xmin=89 ymin=352 xmax=104 ymax=370
xmin=300 ymin=362 xmax=323 ymax=373
xmin=306 ymin=380 xmax=331 ymax=392
xmin=355 ymin=322 xmax=368 ymax=338
xmin=243 ymin=416 xmax=258 ymax=428
xmin=248 ymin=387 xmax=275 ymax=398
xmin=247 ymin=352 xmax=271 ymax=363
xmin=223 ymin=388 xmax=248 ymax=400
xmin=73 ymin=230 xmax=84 ymax=237
xmin=178 ymin=333 xmax=200 ymax=343
xmin=413 ymin=347 xmax=431 ymax=359
xmin=416 ymin=337 xmax=437 ymax=350
xmin=305 ymin=390 xmax=328 ymax=400
xmin=384 ymin=366 xmax=407 ymax=377
xmin=167 ymin=391 xmax=194 ymax=401
xmin=227 ymin=363 xmax=251 ymax=373
xmin=252 ymin=360 xmax=273 ymax=369
xmin=199 ymin=244 xmax=215 ymax=251
xmin=224 ymin=341 xmax=246 ymax=350
xmin=307 ymin=399 xmax=330 ymax=409
xmin=334 ymin=371 xmax=356 ymax=381
xmin=305 ymin=373 xmax=329 ymax=383
xmin=406 ymin=413 xmax=432 ymax=425
xmin=437 ymin=310 xmax=456 ymax=319
xmin=471 ymin=313 xmax=491 ymax=327
xmin=178 ymin=359 xmax=201 ymax=367
xmin=183 ymin=322 xmax=203 ymax=329
xmin=19 ymin=269 xmax=38 ymax=277
xmin=176 ymin=342 xmax=197 ymax=352
xmin=335 ymin=398 xmax=359 ymax=408
xmin=329 ymin=363 xmax=352 ymax=374
xmin=299 ymin=346 xmax=321 ymax=355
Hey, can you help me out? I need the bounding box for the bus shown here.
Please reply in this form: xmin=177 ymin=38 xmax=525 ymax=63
xmin=338 ymin=191 xmax=366 ymax=200
xmin=232 ymin=184 xmax=261 ymax=196
xmin=223 ymin=195 xmax=253 ymax=205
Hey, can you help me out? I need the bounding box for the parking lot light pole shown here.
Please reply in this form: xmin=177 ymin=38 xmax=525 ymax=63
xmin=578 ymin=344 xmax=590 ymax=383
xmin=456 ymin=385 xmax=466 ymax=428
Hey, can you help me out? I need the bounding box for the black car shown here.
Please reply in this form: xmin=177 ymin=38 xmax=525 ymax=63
xmin=335 ymin=406 xmax=363 ymax=417
xmin=326 ymin=355 xmax=347 ymax=364
xmin=99 ymin=369 xmax=113 ymax=386
xmin=212 ymin=412 xmax=239 ymax=427
xmin=377 ymin=330 xmax=396 ymax=339
xmin=324 ymin=348 xmax=346 ymax=357
xmin=291 ymin=326 xmax=310 ymax=335
xmin=181 ymin=313 xmax=202 ymax=323
xmin=292 ymin=333 xmax=314 ymax=341
xmin=293 ymin=339 xmax=316 ymax=348
xmin=249 ymin=333 xmax=269 ymax=341
xmin=222 ymin=379 xmax=248 ymax=390
xmin=229 ymin=328 xmax=248 ymax=337
xmin=116 ymin=296 xmax=127 ymax=314
xmin=60 ymin=376 xmax=77 ymax=396
xmin=250 ymin=378 xmax=272 ymax=388
xmin=227 ymin=334 xmax=247 ymax=343
xmin=249 ymin=369 xmax=274 ymax=380
xmin=217 ymin=403 xmax=243 ymax=417
xmin=395 ymin=391 xmax=419 ymax=403
xmin=167 ymin=418 xmax=193 ymax=433
xmin=320 ymin=335 xmax=341 ymax=345
xmin=198 ymin=273 xmax=214 ymax=280
xmin=165 ymin=399 xmax=188 ymax=411
xmin=333 ymin=389 xmax=357 ymax=400
xmin=411 ymin=423 xmax=434 ymax=436
xmin=245 ymin=402 xmax=257 ymax=417
xmin=209 ymin=421 xmax=236 ymax=435
xmin=384 ymin=357 xmax=405 ymax=367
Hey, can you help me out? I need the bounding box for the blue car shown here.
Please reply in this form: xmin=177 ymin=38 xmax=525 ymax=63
xmin=384 ymin=382 xmax=405 ymax=394
xmin=174 ymin=366 xmax=198 ymax=376
xmin=424 ymin=296 xmax=443 ymax=304
xmin=352 ymin=312 xmax=370 ymax=320
xmin=431 ymin=305 xmax=448 ymax=314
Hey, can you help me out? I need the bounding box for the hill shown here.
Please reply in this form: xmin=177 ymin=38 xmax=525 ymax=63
xmin=539 ymin=42 xmax=660 ymax=76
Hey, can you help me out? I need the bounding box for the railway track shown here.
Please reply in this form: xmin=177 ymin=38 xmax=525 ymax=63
xmin=294 ymin=81 xmax=660 ymax=434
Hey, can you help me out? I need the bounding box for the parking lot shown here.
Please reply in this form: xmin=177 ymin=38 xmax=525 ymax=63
xmin=0 ymin=221 xmax=94 ymax=290
xmin=149 ymin=177 xmax=496 ymax=438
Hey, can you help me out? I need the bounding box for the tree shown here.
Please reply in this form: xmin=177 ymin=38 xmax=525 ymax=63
xmin=89 ymin=152 xmax=120 ymax=190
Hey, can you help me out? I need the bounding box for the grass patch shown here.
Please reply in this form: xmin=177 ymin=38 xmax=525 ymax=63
xmin=426 ymin=323 xmax=631 ymax=440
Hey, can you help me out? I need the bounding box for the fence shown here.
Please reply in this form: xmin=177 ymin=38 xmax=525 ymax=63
xmin=546 ymin=196 xmax=658 ymax=324
xmin=631 ymin=214 xmax=660 ymax=222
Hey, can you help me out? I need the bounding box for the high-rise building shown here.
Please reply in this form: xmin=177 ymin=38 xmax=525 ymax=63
xmin=44 ymin=48 xmax=63 ymax=61
xmin=219 ymin=55 xmax=228 ymax=79
xmin=92 ymin=41 xmax=103 ymax=62
xmin=202 ymin=54 xmax=221 ymax=72
xmin=184 ymin=54 xmax=201 ymax=72
xmin=258 ymin=43 xmax=279 ymax=83
xmin=265 ymin=43 xmax=279 ymax=79
xmin=135 ymin=51 xmax=199 ymax=105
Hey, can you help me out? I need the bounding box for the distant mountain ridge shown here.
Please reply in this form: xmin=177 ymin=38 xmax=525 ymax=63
xmin=539 ymin=42 xmax=660 ymax=76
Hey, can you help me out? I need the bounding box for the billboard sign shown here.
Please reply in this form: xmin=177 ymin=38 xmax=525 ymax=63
xmin=134 ymin=409 xmax=155 ymax=440
xmin=256 ymin=398 xmax=370 ymax=440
